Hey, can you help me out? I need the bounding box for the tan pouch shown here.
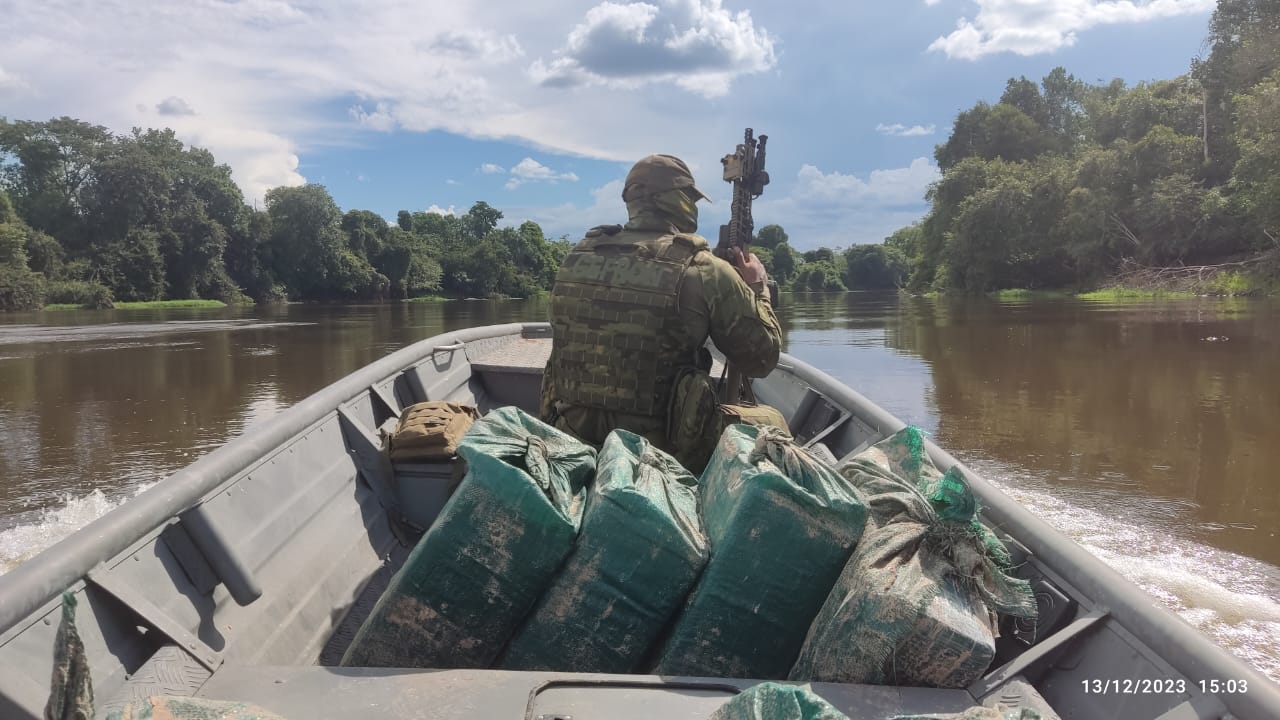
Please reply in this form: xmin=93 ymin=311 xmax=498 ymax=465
xmin=718 ymin=402 xmax=792 ymax=436
xmin=388 ymin=401 xmax=481 ymax=461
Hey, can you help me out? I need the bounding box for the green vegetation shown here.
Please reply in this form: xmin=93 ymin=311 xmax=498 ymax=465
xmin=989 ymin=289 xmax=1071 ymax=300
xmin=1077 ymin=288 xmax=1198 ymax=301
xmin=0 ymin=119 xmax=575 ymax=310
xmin=114 ymin=300 xmax=227 ymax=309
xmin=867 ymin=1 xmax=1280 ymax=298
xmin=45 ymin=279 xmax=113 ymax=309
xmin=41 ymin=299 xmax=227 ymax=310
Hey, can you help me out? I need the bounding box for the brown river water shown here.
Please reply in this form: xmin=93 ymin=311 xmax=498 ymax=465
xmin=1 ymin=293 xmax=1277 ymax=679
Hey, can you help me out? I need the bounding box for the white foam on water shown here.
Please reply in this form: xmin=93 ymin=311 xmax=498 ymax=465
xmin=0 ymin=483 xmax=155 ymax=575
xmin=964 ymin=455 xmax=1280 ymax=683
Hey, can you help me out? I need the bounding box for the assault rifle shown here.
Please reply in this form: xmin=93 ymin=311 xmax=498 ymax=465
xmin=714 ymin=128 xmax=775 ymax=404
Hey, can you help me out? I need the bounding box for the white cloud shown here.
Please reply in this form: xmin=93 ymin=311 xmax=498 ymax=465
xmin=156 ymin=96 xmax=195 ymax=116
xmin=426 ymin=203 xmax=459 ymax=216
xmin=507 ymin=180 xmax=626 ymax=239
xmin=424 ymin=30 xmax=524 ymax=62
xmin=479 ymin=163 xmax=505 ymax=174
xmin=350 ymin=103 xmax=396 ymax=132
xmin=794 ymin=158 xmax=939 ymax=207
xmin=504 ymin=157 xmax=579 ymax=189
xmin=531 ymin=0 xmax=777 ymax=98
xmin=356 ymin=173 xmax=368 ymax=182
xmin=749 ymin=158 xmax=939 ymax=248
xmin=929 ymin=0 xmax=1215 ymax=59
xmin=446 ymin=178 xmax=460 ymax=185
xmin=876 ymin=122 xmax=936 ymax=137
xmin=0 ymin=0 xmax=777 ymax=204
xmin=0 ymin=65 xmax=27 ymax=91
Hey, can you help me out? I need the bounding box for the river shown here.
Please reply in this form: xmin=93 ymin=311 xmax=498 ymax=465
xmin=1 ymin=293 xmax=1277 ymax=679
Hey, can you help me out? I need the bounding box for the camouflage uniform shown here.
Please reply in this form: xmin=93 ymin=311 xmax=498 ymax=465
xmin=541 ymin=155 xmax=782 ymax=472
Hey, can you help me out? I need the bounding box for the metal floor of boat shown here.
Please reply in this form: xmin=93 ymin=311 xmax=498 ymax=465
xmin=317 ymin=543 xmax=411 ymax=666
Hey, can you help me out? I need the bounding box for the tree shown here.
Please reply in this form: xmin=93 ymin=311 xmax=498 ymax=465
xmin=265 ymin=184 xmax=380 ymax=299
xmin=92 ymin=228 xmax=166 ymax=301
xmin=935 ymin=102 xmax=1049 ymax=169
xmin=462 ymin=201 xmax=503 ymax=242
xmin=0 ymin=117 xmax=113 ymax=248
xmin=771 ymin=242 xmax=798 ymax=285
xmin=225 ymin=208 xmax=278 ymax=301
xmin=884 ymin=224 xmax=924 ymax=262
xmin=755 ymin=224 xmax=788 ymax=250
xmin=802 ymin=247 xmax=835 ymax=263
xmin=1231 ymin=68 xmax=1280 ymax=237
xmin=792 ymin=260 xmax=846 ymax=291
xmin=342 ymin=209 xmax=388 ymax=260
xmin=1001 ymin=76 xmax=1050 ymax=129
xmin=844 ymin=244 xmax=909 ymax=290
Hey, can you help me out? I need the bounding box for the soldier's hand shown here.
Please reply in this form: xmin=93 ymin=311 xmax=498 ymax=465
xmin=732 ymin=247 xmax=769 ymax=295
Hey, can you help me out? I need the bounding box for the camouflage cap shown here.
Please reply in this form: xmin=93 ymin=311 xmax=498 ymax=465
xmin=623 ymin=155 xmax=712 ymax=203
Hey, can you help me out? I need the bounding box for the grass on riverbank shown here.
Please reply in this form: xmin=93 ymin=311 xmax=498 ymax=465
xmin=1076 ymin=287 xmax=1198 ymax=301
xmin=405 ymin=295 xmax=449 ymax=303
xmin=42 ymin=299 xmax=228 ymax=311
xmin=989 ymin=289 xmax=1072 ymax=300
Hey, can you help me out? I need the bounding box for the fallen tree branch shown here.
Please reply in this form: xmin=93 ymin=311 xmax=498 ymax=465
xmin=1110 ymin=214 xmax=1141 ymax=248
xmin=1107 ymin=251 xmax=1277 ymax=293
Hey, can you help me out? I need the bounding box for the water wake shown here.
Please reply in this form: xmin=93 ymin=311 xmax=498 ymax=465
xmin=965 ymin=455 xmax=1280 ymax=683
xmin=0 ymin=484 xmax=154 ymax=575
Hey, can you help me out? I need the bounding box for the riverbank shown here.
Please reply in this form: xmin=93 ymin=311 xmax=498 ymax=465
xmin=905 ymin=267 xmax=1280 ymax=301
xmin=41 ymin=299 xmax=230 ymax=311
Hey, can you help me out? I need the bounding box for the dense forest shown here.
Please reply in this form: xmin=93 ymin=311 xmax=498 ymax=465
xmin=0 ymin=119 xmax=577 ymax=310
xmin=868 ymin=0 xmax=1280 ymax=295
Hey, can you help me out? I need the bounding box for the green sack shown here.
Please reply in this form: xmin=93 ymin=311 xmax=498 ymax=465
xmin=654 ymin=425 xmax=868 ymax=680
xmin=790 ymin=428 xmax=1036 ymax=688
xmin=708 ymin=682 xmax=848 ymax=720
xmin=503 ymin=429 xmax=709 ymax=673
xmin=342 ymin=406 xmax=595 ymax=668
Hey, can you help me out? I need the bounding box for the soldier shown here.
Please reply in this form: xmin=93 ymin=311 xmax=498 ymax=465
xmin=540 ymin=154 xmax=782 ymax=473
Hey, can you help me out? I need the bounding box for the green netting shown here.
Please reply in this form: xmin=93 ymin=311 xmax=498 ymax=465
xmin=790 ymin=428 xmax=1036 ymax=688
xmin=502 ymin=430 xmax=709 ymax=673
xmin=890 ymin=709 xmax=1042 ymax=720
xmin=47 ymin=592 xmax=93 ymax=720
xmin=106 ymin=698 xmax=289 ymax=720
xmin=654 ymin=425 xmax=868 ymax=680
xmin=707 ymin=682 xmax=849 ymax=720
xmin=342 ymin=406 xmax=596 ymax=668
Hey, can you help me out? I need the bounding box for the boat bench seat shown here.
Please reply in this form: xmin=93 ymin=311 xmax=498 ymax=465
xmin=468 ymin=337 xmax=726 ymax=414
xmin=469 ymin=337 xmax=729 ymax=378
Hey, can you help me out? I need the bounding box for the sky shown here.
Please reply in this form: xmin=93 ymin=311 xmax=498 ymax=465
xmin=0 ymin=0 xmax=1218 ymax=250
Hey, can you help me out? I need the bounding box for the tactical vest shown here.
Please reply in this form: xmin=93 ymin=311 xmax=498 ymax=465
xmin=548 ymin=226 xmax=708 ymax=417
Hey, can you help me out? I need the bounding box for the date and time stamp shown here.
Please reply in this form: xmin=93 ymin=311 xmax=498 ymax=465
xmin=1080 ymin=678 xmax=1250 ymax=695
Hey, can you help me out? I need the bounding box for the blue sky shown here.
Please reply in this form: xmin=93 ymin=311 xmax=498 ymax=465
xmin=0 ymin=0 xmax=1216 ymax=249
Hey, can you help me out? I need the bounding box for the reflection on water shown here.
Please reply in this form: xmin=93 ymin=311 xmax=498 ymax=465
xmin=1 ymin=293 xmax=1278 ymax=679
